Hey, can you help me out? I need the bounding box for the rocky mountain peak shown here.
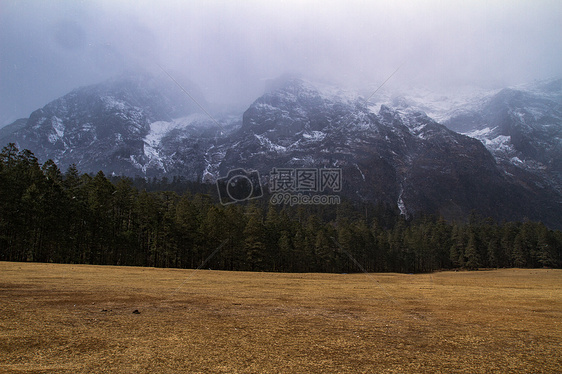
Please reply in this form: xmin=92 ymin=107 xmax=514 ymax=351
xmin=1 ymin=74 xmax=561 ymax=228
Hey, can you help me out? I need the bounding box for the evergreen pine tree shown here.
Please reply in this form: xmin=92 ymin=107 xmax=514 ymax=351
xmin=464 ymin=233 xmax=481 ymax=270
xmin=487 ymin=238 xmax=499 ymax=268
xmin=243 ymin=206 xmax=266 ymax=271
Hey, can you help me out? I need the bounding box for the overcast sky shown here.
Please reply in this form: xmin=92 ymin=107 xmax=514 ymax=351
xmin=1 ymin=0 xmax=561 ymax=126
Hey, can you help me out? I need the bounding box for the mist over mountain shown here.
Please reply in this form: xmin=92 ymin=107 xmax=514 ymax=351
xmin=1 ymin=1 xmax=561 ymax=127
xmin=1 ymin=72 xmax=561 ymax=228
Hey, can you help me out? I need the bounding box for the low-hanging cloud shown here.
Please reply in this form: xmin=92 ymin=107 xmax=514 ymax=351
xmin=1 ymin=0 xmax=561 ymax=126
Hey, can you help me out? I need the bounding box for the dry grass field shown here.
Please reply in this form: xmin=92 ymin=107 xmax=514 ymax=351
xmin=0 ymin=262 xmax=561 ymax=373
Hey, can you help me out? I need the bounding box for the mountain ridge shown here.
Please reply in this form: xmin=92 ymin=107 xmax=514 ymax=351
xmin=2 ymin=74 xmax=561 ymax=228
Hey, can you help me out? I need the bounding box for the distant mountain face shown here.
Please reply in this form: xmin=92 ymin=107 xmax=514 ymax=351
xmin=442 ymin=79 xmax=562 ymax=196
xmin=217 ymin=78 xmax=562 ymax=227
xmin=0 ymin=72 xmax=214 ymax=177
xmin=1 ymin=74 xmax=561 ymax=228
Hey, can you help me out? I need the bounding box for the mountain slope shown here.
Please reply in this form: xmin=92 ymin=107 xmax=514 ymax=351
xmin=0 ymin=71 xmax=214 ymax=176
xmin=444 ymin=79 xmax=562 ymax=195
xmin=2 ymin=75 xmax=561 ymax=227
xmin=212 ymin=79 xmax=561 ymax=226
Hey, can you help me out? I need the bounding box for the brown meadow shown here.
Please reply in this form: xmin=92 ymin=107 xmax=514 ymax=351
xmin=0 ymin=262 xmax=561 ymax=373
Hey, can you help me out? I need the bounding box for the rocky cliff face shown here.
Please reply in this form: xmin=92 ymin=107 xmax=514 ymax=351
xmin=445 ymin=79 xmax=562 ymax=195
xmin=1 ymin=72 xmax=210 ymax=177
xmin=2 ymin=74 xmax=561 ymax=227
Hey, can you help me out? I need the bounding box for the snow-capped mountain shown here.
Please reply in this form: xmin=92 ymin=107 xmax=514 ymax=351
xmin=372 ymin=78 xmax=562 ymax=203
xmin=215 ymin=78 xmax=562 ymax=226
xmin=0 ymin=71 xmax=225 ymax=177
xmin=1 ymin=74 xmax=561 ymax=227
xmin=442 ymin=79 xmax=562 ymax=195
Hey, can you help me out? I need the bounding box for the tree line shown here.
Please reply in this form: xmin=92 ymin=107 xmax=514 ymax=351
xmin=1 ymin=143 xmax=561 ymax=273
